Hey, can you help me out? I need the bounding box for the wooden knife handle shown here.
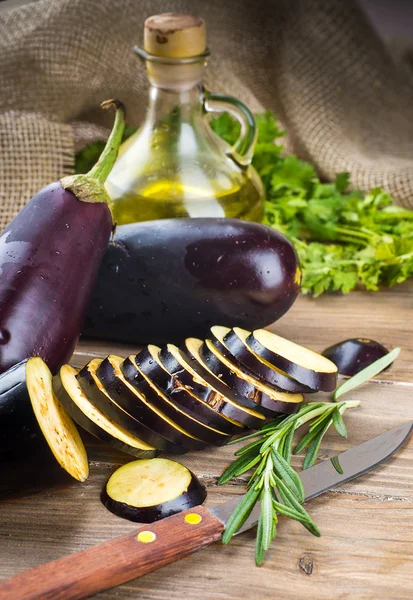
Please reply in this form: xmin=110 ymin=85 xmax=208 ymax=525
xmin=0 ymin=506 xmax=224 ymax=600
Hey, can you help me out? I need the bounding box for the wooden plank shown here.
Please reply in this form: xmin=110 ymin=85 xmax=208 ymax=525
xmin=1 ymin=283 xmax=412 ymax=598
xmin=0 ymin=378 xmax=411 ymax=597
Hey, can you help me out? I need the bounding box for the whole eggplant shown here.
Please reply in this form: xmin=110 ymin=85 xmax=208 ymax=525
xmin=83 ymin=219 xmax=301 ymax=345
xmin=0 ymin=101 xmax=125 ymax=374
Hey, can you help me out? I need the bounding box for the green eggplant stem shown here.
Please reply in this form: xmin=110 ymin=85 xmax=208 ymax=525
xmin=61 ymin=99 xmax=125 ymax=207
xmin=87 ymin=99 xmax=126 ymax=184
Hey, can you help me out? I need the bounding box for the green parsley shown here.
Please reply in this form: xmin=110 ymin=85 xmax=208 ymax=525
xmin=211 ymin=111 xmax=413 ymax=296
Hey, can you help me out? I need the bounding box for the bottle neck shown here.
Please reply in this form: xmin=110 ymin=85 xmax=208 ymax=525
xmin=145 ymin=54 xmax=207 ymax=88
xmin=145 ymin=84 xmax=204 ymax=127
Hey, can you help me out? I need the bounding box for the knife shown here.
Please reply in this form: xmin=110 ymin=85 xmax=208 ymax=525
xmin=0 ymin=420 xmax=411 ymax=600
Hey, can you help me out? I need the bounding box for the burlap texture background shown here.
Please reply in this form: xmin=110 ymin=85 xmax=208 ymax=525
xmin=1 ymin=0 xmax=413 ymax=229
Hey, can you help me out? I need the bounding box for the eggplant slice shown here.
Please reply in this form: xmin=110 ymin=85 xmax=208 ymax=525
xmin=247 ymin=329 xmax=338 ymax=392
xmin=98 ymin=355 xmax=205 ymax=452
xmin=26 ymin=357 xmax=89 ymax=482
xmin=322 ymin=338 xmax=389 ymax=376
xmin=77 ymin=359 xmax=185 ymax=454
xmin=181 ymin=339 xmax=265 ymax=429
xmin=136 ymin=345 xmax=233 ymax=438
xmin=200 ymin=339 xmax=303 ymax=417
xmin=160 ymin=344 xmax=257 ymax=429
xmin=132 ymin=348 xmax=231 ymax=446
xmin=101 ymin=458 xmax=206 ymax=523
xmin=120 ymin=354 xmax=219 ymax=447
xmin=54 ymin=365 xmax=158 ymax=459
xmin=159 ymin=344 xmax=244 ymax=431
xmin=158 ymin=345 xmax=242 ymax=435
xmin=215 ymin=326 xmax=315 ymax=394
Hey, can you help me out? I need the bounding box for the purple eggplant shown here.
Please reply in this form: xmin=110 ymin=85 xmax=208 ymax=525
xmin=83 ymin=219 xmax=302 ymax=345
xmin=0 ymin=100 xmax=125 ymax=374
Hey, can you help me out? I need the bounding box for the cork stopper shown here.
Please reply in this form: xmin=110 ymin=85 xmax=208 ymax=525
xmin=144 ymin=13 xmax=206 ymax=58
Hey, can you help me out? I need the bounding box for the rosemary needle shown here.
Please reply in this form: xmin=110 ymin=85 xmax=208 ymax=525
xmin=333 ymin=347 xmax=400 ymax=400
xmin=219 ymin=400 xmax=359 ymax=565
xmin=219 ymin=348 xmax=400 ymax=565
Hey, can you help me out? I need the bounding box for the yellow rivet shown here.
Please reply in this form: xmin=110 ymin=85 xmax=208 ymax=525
xmin=184 ymin=513 xmax=202 ymax=525
xmin=137 ymin=530 xmax=156 ymax=543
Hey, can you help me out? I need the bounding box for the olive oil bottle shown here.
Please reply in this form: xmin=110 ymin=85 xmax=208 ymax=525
xmin=106 ymin=13 xmax=264 ymax=224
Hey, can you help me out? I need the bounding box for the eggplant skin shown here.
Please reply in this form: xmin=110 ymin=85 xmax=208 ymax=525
xmin=101 ymin=471 xmax=206 ymax=523
xmin=219 ymin=328 xmax=314 ymax=394
xmin=0 ymin=359 xmax=29 ymax=418
xmin=322 ymin=338 xmax=389 ymax=376
xmin=53 ymin=371 xmax=158 ymax=460
xmin=136 ymin=348 xmax=233 ymax=440
xmin=77 ymin=360 xmax=186 ymax=455
xmin=247 ymin=332 xmax=337 ymax=393
xmin=199 ymin=341 xmax=302 ymax=418
xmin=83 ymin=218 xmax=301 ymax=345
xmin=0 ymin=182 xmax=112 ymax=374
xmin=0 ymin=360 xmax=42 ymax=459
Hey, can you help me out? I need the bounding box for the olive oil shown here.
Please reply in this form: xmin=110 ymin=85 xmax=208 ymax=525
xmin=106 ymin=13 xmax=265 ymax=224
xmin=110 ymin=173 xmax=264 ymax=224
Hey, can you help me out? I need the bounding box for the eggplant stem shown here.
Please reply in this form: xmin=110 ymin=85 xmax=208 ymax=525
xmin=87 ymin=100 xmax=126 ymax=184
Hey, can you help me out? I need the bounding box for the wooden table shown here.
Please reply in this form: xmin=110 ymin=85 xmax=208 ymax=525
xmin=1 ymin=283 xmax=412 ymax=599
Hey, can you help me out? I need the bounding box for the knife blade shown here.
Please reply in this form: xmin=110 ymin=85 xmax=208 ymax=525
xmin=0 ymin=421 xmax=411 ymax=600
xmin=211 ymin=419 xmax=413 ymax=533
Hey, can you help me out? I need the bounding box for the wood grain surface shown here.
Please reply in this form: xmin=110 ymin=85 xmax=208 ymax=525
xmin=0 ymin=506 xmax=224 ymax=600
xmin=1 ymin=282 xmax=413 ymax=599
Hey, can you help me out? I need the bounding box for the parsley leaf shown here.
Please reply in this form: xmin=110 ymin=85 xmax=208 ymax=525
xmin=244 ymin=112 xmax=413 ymax=296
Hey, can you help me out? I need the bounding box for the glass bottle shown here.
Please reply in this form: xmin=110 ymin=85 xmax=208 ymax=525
xmin=106 ymin=13 xmax=265 ymax=224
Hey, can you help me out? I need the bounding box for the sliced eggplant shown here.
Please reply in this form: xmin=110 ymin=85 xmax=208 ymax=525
xmin=215 ymin=326 xmax=314 ymax=394
xmin=195 ymin=342 xmax=258 ymax=412
xmin=97 ymin=355 xmax=204 ymax=452
xmin=207 ymin=328 xmax=305 ymax=414
xmin=180 ymin=339 xmax=266 ymax=429
xmin=136 ymin=345 xmax=233 ymax=435
xmin=120 ymin=353 xmax=223 ymax=447
xmin=101 ymin=458 xmax=206 ymax=523
xmin=200 ymin=339 xmax=303 ymax=417
xmin=135 ymin=347 xmax=231 ymax=445
xmin=161 ymin=343 xmax=259 ymax=429
xmin=137 ymin=338 xmax=256 ymax=424
xmin=156 ymin=345 xmax=241 ymax=435
xmin=159 ymin=345 xmax=241 ymax=429
xmin=322 ymin=338 xmax=390 ymax=376
xmin=26 ymin=357 xmax=89 ymax=482
xmin=247 ymin=329 xmax=338 ymax=392
xmin=77 ymin=359 xmax=185 ymax=454
xmin=54 ymin=365 xmax=158 ymax=459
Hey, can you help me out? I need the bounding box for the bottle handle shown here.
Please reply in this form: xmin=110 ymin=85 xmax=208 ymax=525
xmin=203 ymin=90 xmax=257 ymax=168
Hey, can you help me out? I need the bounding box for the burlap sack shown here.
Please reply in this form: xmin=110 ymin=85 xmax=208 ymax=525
xmin=1 ymin=0 xmax=413 ymax=229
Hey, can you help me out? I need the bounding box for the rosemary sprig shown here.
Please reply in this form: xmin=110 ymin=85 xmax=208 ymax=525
xmin=219 ymin=400 xmax=359 ymax=565
xmin=219 ymin=348 xmax=401 ymax=565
